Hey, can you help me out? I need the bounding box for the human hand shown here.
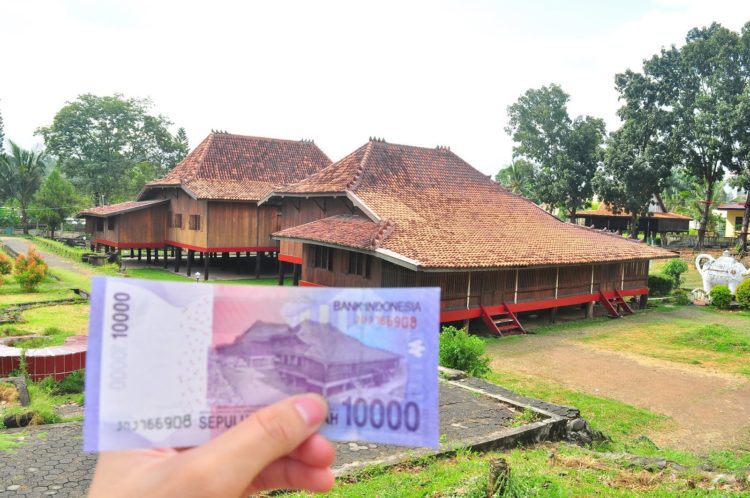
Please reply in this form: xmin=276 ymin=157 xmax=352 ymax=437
xmin=88 ymin=394 xmax=335 ymax=497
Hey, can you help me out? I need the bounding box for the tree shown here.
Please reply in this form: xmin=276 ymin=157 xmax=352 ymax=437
xmin=0 ymin=141 xmax=48 ymax=234
xmin=36 ymin=94 xmax=189 ymax=203
xmin=494 ymin=158 xmax=538 ymax=202
xmin=729 ymin=22 xmax=750 ymax=251
xmin=506 ymin=84 xmax=605 ymax=221
xmin=33 ymin=167 xmax=81 ymax=238
xmin=0 ymin=105 xmax=5 ymax=155
xmin=640 ymin=24 xmax=744 ymax=249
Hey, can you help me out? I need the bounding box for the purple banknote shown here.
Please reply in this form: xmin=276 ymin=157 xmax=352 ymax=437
xmin=84 ymin=277 xmax=439 ymax=451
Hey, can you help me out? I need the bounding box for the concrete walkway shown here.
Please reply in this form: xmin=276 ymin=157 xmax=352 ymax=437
xmin=0 ymin=379 xmax=579 ymax=498
xmin=0 ymin=238 xmax=92 ymax=277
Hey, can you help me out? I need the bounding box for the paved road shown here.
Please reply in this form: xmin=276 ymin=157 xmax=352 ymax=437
xmin=0 ymin=380 xmax=574 ymax=497
xmin=0 ymin=238 xmax=91 ymax=276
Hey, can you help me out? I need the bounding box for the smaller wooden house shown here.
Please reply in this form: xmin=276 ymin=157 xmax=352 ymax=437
xmin=575 ymin=197 xmax=691 ymax=240
xmin=79 ymin=199 xmax=169 ymax=252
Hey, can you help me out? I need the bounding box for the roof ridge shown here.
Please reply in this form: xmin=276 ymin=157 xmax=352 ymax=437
xmin=369 ymin=218 xmax=396 ymax=249
xmin=346 ymin=141 xmax=374 ymax=191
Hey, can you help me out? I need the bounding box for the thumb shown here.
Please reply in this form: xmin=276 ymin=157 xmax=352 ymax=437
xmin=187 ymin=394 xmax=328 ymax=490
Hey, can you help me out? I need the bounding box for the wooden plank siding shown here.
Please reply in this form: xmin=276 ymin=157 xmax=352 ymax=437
xmin=303 ymin=247 xmax=651 ymax=312
xmin=207 ymin=202 xmax=280 ymax=249
xmin=279 ymin=198 xmax=363 ymax=259
xmin=165 ymin=191 xmax=208 ymax=248
xmin=117 ymin=204 xmax=168 ymax=245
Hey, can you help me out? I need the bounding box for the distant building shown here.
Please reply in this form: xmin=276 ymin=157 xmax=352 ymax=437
xmin=575 ymin=196 xmax=691 ymax=238
xmin=716 ymin=201 xmax=747 ymax=238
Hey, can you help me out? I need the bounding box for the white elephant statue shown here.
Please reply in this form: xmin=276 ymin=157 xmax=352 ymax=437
xmin=695 ymin=251 xmax=750 ymax=295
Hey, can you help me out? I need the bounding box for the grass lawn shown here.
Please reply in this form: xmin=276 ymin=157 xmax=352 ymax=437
xmin=0 ymin=270 xmax=89 ymax=307
xmin=125 ymin=267 xmax=292 ymax=285
xmin=649 ymin=257 xmax=703 ymax=290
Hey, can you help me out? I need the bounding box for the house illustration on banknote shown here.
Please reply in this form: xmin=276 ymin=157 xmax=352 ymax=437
xmin=211 ymin=321 xmax=403 ymax=399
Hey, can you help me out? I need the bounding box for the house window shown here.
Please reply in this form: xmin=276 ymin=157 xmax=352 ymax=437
xmin=347 ymin=252 xmax=371 ymax=278
xmin=188 ymin=214 xmax=201 ymax=231
xmin=313 ymin=246 xmax=333 ymax=271
xmin=107 ymin=218 xmax=115 ymax=231
xmin=96 ymin=218 xmax=104 ymax=232
xmin=167 ymin=211 xmax=173 ymax=228
xmin=736 ymin=216 xmax=745 ymax=231
xmin=174 ymin=213 xmax=183 ymax=229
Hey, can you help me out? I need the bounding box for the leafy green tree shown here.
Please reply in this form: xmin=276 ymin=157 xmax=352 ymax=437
xmin=506 ymin=84 xmax=605 ymax=221
xmin=36 ymin=94 xmax=189 ymax=203
xmin=640 ymin=24 xmax=744 ymax=249
xmin=33 ymin=167 xmax=82 ymax=238
xmin=175 ymin=127 xmax=189 ymax=160
xmin=495 ymin=158 xmax=538 ymax=202
xmin=728 ymin=22 xmax=750 ymax=251
xmin=0 ymin=105 xmax=5 ymax=155
xmin=0 ymin=141 xmax=48 ymax=234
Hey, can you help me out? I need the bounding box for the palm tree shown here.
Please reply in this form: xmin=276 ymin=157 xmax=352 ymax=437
xmin=0 ymin=141 xmax=48 ymax=234
xmin=495 ymin=159 xmax=538 ymax=202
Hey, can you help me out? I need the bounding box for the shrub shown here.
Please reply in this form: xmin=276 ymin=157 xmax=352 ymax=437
xmin=13 ymin=246 xmax=48 ymax=292
xmin=52 ymin=370 xmax=85 ymax=395
xmin=709 ymin=285 xmax=732 ymax=310
xmin=736 ymin=279 xmax=750 ymax=310
xmin=647 ymin=274 xmax=673 ymax=297
xmin=0 ymin=251 xmax=12 ymax=276
xmin=661 ymin=258 xmax=689 ymax=289
xmin=439 ymin=326 xmax=490 ymax=377
xmin=672 ymin=288 xmax=690 ymax=306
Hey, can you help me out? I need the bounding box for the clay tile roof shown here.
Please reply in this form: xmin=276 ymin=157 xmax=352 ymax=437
xmin=576 ymin=206 xmax=693 ymax=221
xmin=142 ymin=132 xmax=331 ymax=201
xmin=274 ymin=214 xmax=392 ymax=250
xmin=273 ymin=140 xmax=676 ymax=269
xmin=717 ymin=202 xmax=746 ymax=210
xmin=78 ymin=199 xmax=168 ymax=218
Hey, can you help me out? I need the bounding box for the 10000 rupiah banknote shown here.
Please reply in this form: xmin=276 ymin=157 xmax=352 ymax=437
xmin=83 ymin=277 xmax=439 ymax=452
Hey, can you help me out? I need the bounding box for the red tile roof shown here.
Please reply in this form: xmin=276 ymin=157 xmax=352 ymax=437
xmin=78 ymin=199 xmax=168 ymax=218
xmin=275 ymin=215 xmax=393 ymax=250
xmin=142 ymin=132 xmax=331 ymax=201
xmin=717 ymin=202 xmax=746 ymax=210
xmin=576 ymin=206 xmax=692 ymax=220
xmin=272 ymin=140 xmax=676 ymax=269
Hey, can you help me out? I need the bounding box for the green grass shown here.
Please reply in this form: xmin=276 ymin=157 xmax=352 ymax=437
xmin=649 ymin=258 xmax=703 ymax=290
xmin=0 ymin=375 xmax=84 ymax=428
xmin=11 ymin=304 xmax=90 ymax=336
xmin=26 ymin=236 xmax=87 ymax=262
xmin=672 ymin=323 xmax=750 ymax=354
xmin=0 ymin=432 xmax=26 ymax=452
xmin=125 ymin=267 xmax=292 ymax=285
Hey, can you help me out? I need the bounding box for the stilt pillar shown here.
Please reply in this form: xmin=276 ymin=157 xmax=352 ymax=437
xmin=137 ymin=249 xmax=142 ymax=261
xmin=255 ymin=252 xmax=262 ymax=279
xmin=585 ymin=301 xmax=595 ymax=319
xmin=146 ymin=249 xmax=152 ymax=264
xmin=292 ymin=264 xmax=301 ymax=286
xmin=278 ymin=261 xmax=285 ymax=286
xmin=130 ymin=248 xmax=135 ymax=258
xmin=186 ymin=249 xmax=194 ymax=277
xmin=203 ymin=252 xmax=209 ymax=281
xmin=174 ymin=248 xmax=182 ymax=273
xmin=163 ymin=247 xmax=169 ymax=269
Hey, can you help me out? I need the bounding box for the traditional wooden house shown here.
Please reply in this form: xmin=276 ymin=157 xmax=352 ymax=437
xmin=575 ymin=197 xmax=691 ymax=240
xmin=268 ymin=138 xmax=675 ymax=333
xmin=80 ymin=132 xmax=331 ymax=278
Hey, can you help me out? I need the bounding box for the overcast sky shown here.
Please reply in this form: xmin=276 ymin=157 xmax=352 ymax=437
xmin=2 ymin=0 xmax=750 ymax=175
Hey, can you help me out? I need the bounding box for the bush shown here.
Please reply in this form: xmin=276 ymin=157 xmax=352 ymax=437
xmin=661 ymin=258 xmax=689 ymax=289
xmin=736 ymin=279 xmax=750 ymax=310
xmin=709 ymin=285 xmax=732 ymax=310
xmin=0 ymin=251 xmax=13 ymax=276
xmin=439 ymin=326 xmax=490 ymax=377
xmin=52 ymin=370 xmax=85 ymax=395
xmin=13 ymin=246 xmax=48 ymax=292
xmin=647 ymin=274 xmax=673 ymax=297
xmin=672 ymin=288 xmax=690 ymax=306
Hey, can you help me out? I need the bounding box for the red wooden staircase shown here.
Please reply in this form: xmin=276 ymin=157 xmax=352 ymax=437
xmin=599 ymin=289 xmax=634 ymax=318
xmin=481 ymin=305 xmax=526 ymax=336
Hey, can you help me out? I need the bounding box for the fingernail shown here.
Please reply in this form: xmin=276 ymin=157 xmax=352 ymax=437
xmin=295 ymin=394 xmax=328 ymax=428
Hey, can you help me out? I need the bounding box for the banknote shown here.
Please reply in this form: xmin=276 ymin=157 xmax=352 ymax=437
xmin=83 ymin=277 xmax=440 ymax=452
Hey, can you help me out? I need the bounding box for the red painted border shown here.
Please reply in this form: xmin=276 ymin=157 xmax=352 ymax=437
xmin=94 ymin=239 xmax=163 ymax=249
xmin=279 ymin=254 xmax=303 ymax=264
xmin=164 ymin=240 xmax=278 ymax=253
xmin=299 ymin=280 xmax=324 ymax=287
xmin=439 ymin=287 xmax=649 ymax=322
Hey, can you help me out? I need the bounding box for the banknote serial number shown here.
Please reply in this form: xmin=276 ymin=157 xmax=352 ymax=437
xmin=334 ymin=398 xmax=420 ymax=431
xmin=354 ymin=315 xmax=418 ymax=329
xmin=116 ymin=414 xmax=192 ymax=432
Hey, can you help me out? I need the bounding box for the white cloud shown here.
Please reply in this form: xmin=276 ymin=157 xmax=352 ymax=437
xmin=1 ymin=0 xmax=750 ymax=175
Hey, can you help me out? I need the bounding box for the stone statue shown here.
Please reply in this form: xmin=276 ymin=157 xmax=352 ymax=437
xmin=695 ymin=251 xmax=750 ymax=295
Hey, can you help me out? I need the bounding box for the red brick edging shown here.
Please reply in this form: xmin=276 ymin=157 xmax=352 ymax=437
xmin=0 ymin=336 xmax=87 ymax=381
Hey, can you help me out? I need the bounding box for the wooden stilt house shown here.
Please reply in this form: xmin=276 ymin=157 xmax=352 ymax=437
xmin=80 ymin=132 xmax=331 ymax=277
xmin=575 ymin=196 xmax=691 ymax=240
xmin=268 ymin=138 xmax=676 ymax=332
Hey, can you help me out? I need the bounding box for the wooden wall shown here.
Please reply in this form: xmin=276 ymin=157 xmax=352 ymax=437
xmin=166 ymin=191 xmax=208 ymax=248
xmin=279 ymin=198 xmax=362 ymax=259
xmin=301 ymin=245 xmax=381 ymax=287
xmin=207 ymin=202 xmax=280 ymax=249
xmin=308 ymin=249 xmax=651 ymax=312
xmin=117 ymin=205 xmax=167 ymax=244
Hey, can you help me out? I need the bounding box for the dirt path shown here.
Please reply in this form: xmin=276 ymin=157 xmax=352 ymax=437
xmin=487 ymin=314 xmax=750 ymax=453
xmin=1 ymin=236 xmax=93 ymax=276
